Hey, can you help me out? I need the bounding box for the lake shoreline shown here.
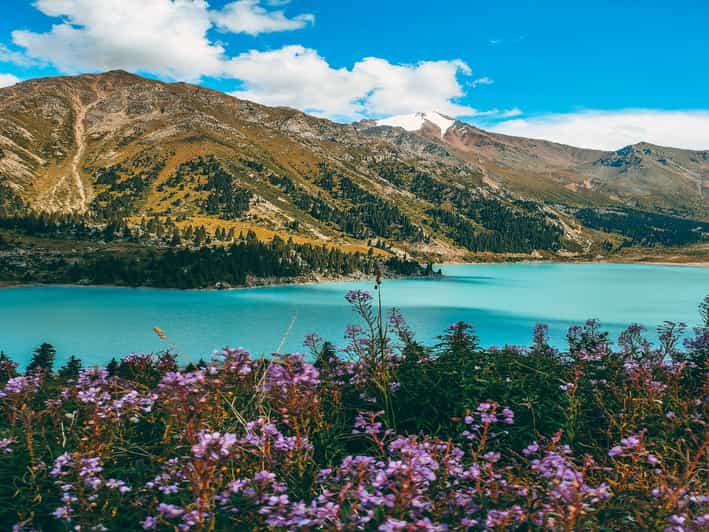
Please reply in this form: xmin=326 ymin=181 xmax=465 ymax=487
xmin=441 ymin=259 xmax=709 ymax=268
xmin=0 ymin=270 xmax=441 ymax=292
xmin=0 ymin=258 xmax=706 ymax=292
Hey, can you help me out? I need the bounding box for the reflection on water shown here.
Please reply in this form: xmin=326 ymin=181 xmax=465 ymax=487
xmin=0 ymin=263 xmax=706 ymax=366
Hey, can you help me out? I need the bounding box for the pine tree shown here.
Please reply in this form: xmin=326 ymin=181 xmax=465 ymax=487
xmin=106 ymin=357 xmax=119 ymax=376
xmin=58 ymin=355 xmax=82 ymax=379
xmin=27 ymin=343 xmax=56 ymax=374
xmin=0 ymin=351 xmax=17 ymax=382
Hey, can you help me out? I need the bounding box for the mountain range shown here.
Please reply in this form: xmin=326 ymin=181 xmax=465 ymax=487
xmin=0 ymin=71 xmax=707 ymax=262
xmin=363 ymin=111 xmax=707 ymax=213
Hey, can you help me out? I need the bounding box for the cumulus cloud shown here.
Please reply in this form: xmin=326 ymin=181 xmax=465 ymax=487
xmin=490 ymin=110 xmax=709 ymax=151
xmin=6 ymin=0 xmax=478 ymax=120
xmin=0 ymin=73 xmax=21 ymax=87
xmin=225 ymin=46 xmax=367 ymax=117
xmin=212 ymin=0 xmax=314 ymax=35
xmin=12 ymin=0 xmax=224 ymax=82
xmin=226 ymin=46 xmax=476 ymax=120
xmin=353 ymin=57 xmax=474 ymax=118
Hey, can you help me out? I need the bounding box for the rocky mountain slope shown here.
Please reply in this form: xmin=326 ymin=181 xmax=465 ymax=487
xmin=359 ymin=112 xmax=708 ymax=215
xmin=0 ymin=71 xmax=706 ymax=262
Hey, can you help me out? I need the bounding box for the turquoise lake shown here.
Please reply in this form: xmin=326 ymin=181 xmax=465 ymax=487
xmin=1 ymin=263 xmax=706 ymax=367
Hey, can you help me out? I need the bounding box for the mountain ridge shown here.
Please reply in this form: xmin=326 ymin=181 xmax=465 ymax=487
xmin=358 ymin=112 xmax=708 ymax=216
xmin=0 ymin=71 xmax=707 ymax=264
xmin=367 ymin=108 xmax=708 ymax=157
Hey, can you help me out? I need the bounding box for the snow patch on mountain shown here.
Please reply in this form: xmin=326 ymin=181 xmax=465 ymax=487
xmin=376 ymin=111 xmax=455 ymax=138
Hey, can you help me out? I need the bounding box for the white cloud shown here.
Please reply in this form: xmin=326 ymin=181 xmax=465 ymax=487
xmin=10 ymin=0 xmax=315 ymax=81
xmin=225 ymin=46 xmax=367 ymax=117
xmin=353 ymin=57 xmax=474 ymax=117
xmin=226 ymin=46 xmax=476 ymax=120
xmin=498 ymin=107 xmax=522 ymax=118
xmin=0 ymin=73 xmax=21 ymax=87
xmin=212 ymin=0 xmax=314 ymax=36
xmin=6 ymin=0 xmax=478 ymax=120
xmin=12 ymin=0 xmax=224 ymax=82
xmin=468 ymin=107 xmax=522 ymax=119
xmin=490 ymin=110 xmax=709 ymax=151
xmin=0 ymin=44 xmax=36 ymax=67
xmin=471 ymin=76 xmax=493 ymax=88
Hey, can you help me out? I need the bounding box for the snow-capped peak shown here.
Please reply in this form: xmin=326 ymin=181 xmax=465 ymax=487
xmin=375 ymin=111 xmax=455 ymax=139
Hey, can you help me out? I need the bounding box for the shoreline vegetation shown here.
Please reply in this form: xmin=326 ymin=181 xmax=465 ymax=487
xmin=1 ymin=290 xmax=707 ymax=530
xmin=0 ymin=228 xmax=439 ymax=290
xmin=1 ymin=199 xmax=707 ymax=291
xmin=0 ymin=270 xmax=432 ymax=292
xmin=0 ymin=257 xmax=706 ymax=292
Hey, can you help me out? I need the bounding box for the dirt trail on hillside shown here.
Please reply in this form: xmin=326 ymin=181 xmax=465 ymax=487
xmin=68 ymin=92 xmax=89 ymax=211
xmin=43 ymin=82 xmax=104 ymax=212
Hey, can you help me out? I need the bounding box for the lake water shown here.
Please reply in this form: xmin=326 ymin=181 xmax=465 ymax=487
xmin=1 ymin=263 xmax=706 ymax=367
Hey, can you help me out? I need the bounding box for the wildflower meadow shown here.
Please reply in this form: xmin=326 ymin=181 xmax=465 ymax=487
xmin=1 ymin=288 xmax=707 ymax=530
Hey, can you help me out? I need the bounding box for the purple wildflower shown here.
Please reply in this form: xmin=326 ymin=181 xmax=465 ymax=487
xmin=141 ymin=516 xmax=158 ymax=530
xmin=345 ymin=290 xmax=372 ymax=305
xmin=157 ymin=503 xmax=184 ymax=518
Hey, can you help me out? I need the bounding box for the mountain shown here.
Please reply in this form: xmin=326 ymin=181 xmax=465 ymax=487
xmin=358 ymin=112 xmax=708 ymax=216
xmin=0 ymin=71 xmax=707 ymax=268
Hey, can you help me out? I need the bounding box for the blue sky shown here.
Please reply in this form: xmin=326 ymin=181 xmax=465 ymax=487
xmin=1 ymin=0 xmax=708 ymax=150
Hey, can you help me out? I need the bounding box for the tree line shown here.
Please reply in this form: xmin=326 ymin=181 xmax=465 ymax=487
xmin=575 ymin=207 xmax=709 ymax=247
